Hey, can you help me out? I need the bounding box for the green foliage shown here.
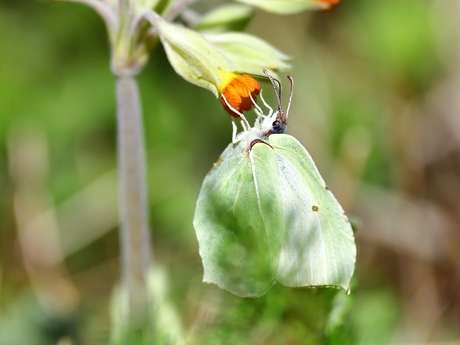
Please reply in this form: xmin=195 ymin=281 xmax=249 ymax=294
xmin=352 ymin=0 xmax=441 ymax=92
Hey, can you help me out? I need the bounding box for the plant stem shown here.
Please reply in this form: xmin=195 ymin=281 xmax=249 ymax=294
xmin=118 ymin=0 xmax=127 ymax=16
xmin=164 ymin=0 xmax=196 ymax=21
xmin=116 ymin=75 xmax=151 ymax=330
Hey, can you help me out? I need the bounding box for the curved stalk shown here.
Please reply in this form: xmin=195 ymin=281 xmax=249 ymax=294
xmin=67 ymin=0 xmax=117 ymax=33
xmin=164 ymin=0 xmax=196 ymax=21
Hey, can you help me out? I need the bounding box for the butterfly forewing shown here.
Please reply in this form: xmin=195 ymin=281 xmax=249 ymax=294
xmin=194 ymin=138 xmax=284 ymax=297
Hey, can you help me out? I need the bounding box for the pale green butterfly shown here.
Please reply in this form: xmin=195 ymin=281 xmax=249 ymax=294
xmin=193 ymin=70 xmax=356 ymax=297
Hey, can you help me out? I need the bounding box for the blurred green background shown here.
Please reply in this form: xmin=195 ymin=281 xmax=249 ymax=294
xmin=1 ymin=0 xmax=459 ymax=344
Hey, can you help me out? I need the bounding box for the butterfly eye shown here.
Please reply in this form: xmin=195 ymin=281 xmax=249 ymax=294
xmin=269 ymin=119 xmax=287 ymax=135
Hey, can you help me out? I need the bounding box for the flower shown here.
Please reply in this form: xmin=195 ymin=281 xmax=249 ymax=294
xmin=315 ymin=0 xmax=340 ymax=8
xmin=218 ymin=70 xmax=261 ymax=118
xmin=234 ymin=0 xmax=340 ymax=14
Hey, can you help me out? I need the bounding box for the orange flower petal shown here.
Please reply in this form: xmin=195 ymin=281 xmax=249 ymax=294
xmin=220 ymin=74 xmax=261 ymax=118
xmin=237 ymin=74 xmax=261 ymax=96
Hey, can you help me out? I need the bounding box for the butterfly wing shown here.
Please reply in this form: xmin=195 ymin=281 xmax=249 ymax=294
xmin=193 ymin=139 xmax=284 ymax=297
xmin=269 ymin=134 xmax=356 ymax=291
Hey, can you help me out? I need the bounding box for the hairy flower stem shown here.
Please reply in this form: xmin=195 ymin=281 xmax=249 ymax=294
xmin=116 ymin=75 xmax=152 ymax=330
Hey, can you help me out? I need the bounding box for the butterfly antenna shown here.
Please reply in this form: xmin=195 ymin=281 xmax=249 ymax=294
xmin=285 ymin=76 xmax=294 ymax=119
xmin=263 ymin=69 xmax=283 ymax=116
xmin=248 ymin=70 xmax=281 ymax=94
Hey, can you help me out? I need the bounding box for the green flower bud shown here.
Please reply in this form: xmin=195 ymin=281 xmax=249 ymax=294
xmin=204 ymin=32 xmax=290 ymax=76
xmin=154 ymin=16 xmax=236 ymax=96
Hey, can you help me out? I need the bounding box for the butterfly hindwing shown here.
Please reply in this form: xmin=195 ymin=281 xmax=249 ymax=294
xmin=269 ymin=134 xmax=356 ymax=291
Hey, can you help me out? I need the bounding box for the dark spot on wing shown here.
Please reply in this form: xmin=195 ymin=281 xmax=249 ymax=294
xmin=312 ymin=205 xmax=319 ymax=212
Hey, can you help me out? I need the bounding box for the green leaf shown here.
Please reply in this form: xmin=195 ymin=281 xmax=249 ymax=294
xmin=194 ymin=4 xmax=255 ymax=33
xmin=194 ymin=138 xmax=285 ymax=297
xmin=204 ymin=32 xmax=290 ymax=76
xmin=233 ymin=0 xmax=329 ymax=14
xmin=154 ymin=16 xmax=235 ymax=96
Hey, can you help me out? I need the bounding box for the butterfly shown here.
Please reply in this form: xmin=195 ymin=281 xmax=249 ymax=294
xmin=194 ymin=70 xmax=356 ymax=297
